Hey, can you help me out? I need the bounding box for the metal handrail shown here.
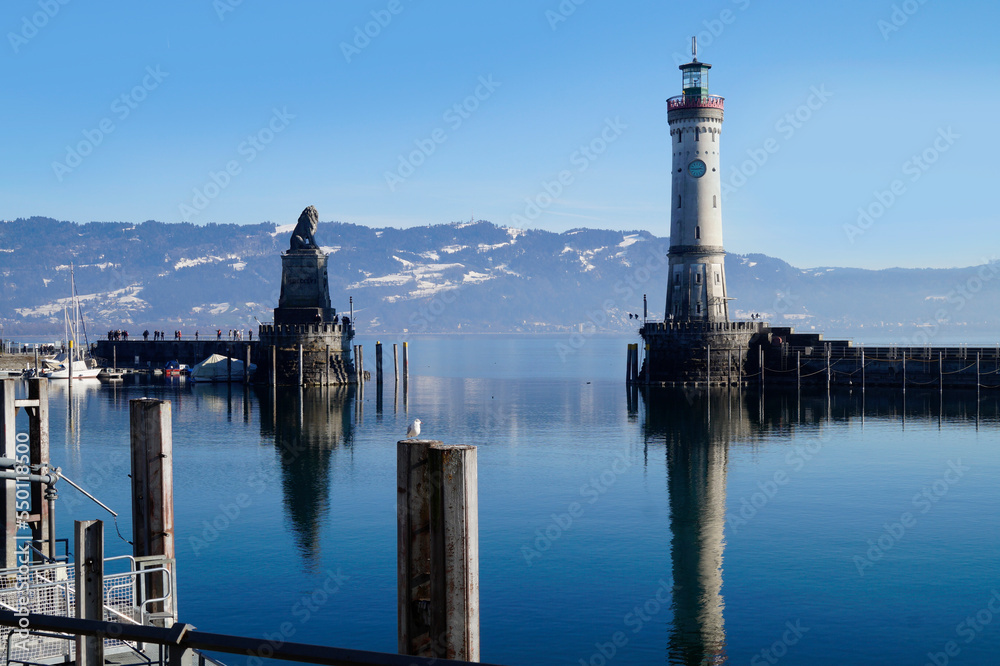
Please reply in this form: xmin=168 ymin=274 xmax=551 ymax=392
xmin=0 ymin=611 xmax=504 ymax=666
xmin=667 ymin=94 xmax=725 ymax=110
xmin=5 ymin=628 xmax=153 ymax=666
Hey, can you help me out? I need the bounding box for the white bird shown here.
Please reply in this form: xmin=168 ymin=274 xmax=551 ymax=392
xmin=406 ymin=419 xmax=422 ymax=439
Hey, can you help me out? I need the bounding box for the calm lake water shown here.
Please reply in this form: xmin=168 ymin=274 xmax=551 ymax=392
xmin=22 ymin=334 xmax=1000 ymax=665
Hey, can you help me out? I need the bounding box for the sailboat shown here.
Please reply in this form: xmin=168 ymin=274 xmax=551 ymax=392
xmin=40 ymin=266 xmax=101 ymax=380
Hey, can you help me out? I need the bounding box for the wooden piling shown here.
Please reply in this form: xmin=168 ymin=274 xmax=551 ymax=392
xmin=758 ymin=346 xmax=764 ymax=390
xmin=428 ymin=445 xmax=479 ymax=661
xmin=939 ymin=351 xmax=944 ymax=392
xmin=625 ymin=345 xmax=632 ymax=383
xmin=376 ymin=342 xmax=383 ymax=385
xmin=736 ymin=346 xmax=742 ymax=386
xmin=393 ymin=344 xmax=399 ymax=385
xmin=826 ymin=345 xmax=831 ymax=391
xmin=403 ymin=342 xmax=409 ymax=383
xmin=977 ymin=351 xmax=981 ymax=399
xmin=706 ymin=344 xmax=711 ymax=387
xmin=796 ymin=351 xmax=801 ymax=393
xmin=0 ymin=380 xmax=16 ymax=569
xmin=397 ymin=440 xmax=434 ymax=655
xmin=902 ymin=354 xmax=907 ymax=392
xmin=645 ymin=344 xmax=651 ymax=385
xmin=298 ymin=344 xmax=304 ymax=386
xmin=74 ymin=519 xmax=104 ymax=666
xmin=861 ymin=348 xmax=866 ymax=392
xmin=129 ymin=399 xmax=175 ymax=623
xmin=630 ymin=344 xmax=639 ymax=385
xmin=397 ymin=440 xmax=480 ymax=661
xmin=28 ymin=378 xmax=50 ymax=560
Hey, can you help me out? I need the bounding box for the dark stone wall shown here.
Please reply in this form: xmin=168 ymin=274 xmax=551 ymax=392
xmin=93 ymin=339 xmax=259 ymax=369
xmin=639 ymin=321 xmax=1000 ymax=389
xmin=258 ymin=322 xmax=355 ymax=386
xmin=641 ymin=321 xmax=764 ymax=385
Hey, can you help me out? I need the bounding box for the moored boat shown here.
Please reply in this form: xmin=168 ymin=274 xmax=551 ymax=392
xmin=189 ymin=354 xmax=256 ymax=383
xmin=164 ymin=360 xmax=188 ymax=376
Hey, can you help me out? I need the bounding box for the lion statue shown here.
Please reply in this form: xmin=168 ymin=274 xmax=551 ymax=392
xmin=289 ymin=205 xmax=319 ymax=250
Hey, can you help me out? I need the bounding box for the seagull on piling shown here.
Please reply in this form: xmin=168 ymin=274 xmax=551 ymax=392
xmin=406 ymin=419 xmax=422 ymax=440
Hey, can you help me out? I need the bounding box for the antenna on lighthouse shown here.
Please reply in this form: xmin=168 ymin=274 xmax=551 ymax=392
xmin=691 ymin=36 xmax=698 ymax=61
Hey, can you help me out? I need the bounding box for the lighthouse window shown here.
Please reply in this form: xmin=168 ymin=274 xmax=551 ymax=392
xmin=697 ymin=303 xmax=702 ymax=314
xmin=712 ymin=132 xmax=716 ymax=142
xmin=677 ymin=195 xmax=682 ymax=209
xmin=713 ymin=195 xmax=717 ymax=208
xmin=695 ymin=226 xmax=701 ymax=240
xmin=715 ymin=272 xmax=720 ymax=284
xmin=695 ymin=273 xmax=702 ymax=284
xmin=695 ymin=129 xmax=700 ymax=142
xmin=677 ymin=131 xmax=682 ymax=144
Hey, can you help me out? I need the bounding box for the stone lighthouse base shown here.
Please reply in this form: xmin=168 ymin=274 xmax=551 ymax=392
xmin=639 ymin=321 xmax=766 ymax=386
xmin=258 ymin=321 xmax=355 ymax=386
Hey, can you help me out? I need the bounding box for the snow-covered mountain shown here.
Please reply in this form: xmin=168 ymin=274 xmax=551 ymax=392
xmin=2 ymin=217 xmax=998 ymax=344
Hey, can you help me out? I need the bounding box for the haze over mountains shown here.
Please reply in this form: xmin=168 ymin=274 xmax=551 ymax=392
xmin=2 ymin=217 xmax=998 ymax=345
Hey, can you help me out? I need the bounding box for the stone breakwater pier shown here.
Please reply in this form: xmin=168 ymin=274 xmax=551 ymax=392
xmin=633 ymin=323 xmax=1000 ymax=391
xmin=93 ymin=338 xmax=263 ymax=370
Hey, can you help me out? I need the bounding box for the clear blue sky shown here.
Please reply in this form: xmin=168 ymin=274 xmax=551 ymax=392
xmin=1 ymin=0 xmax=997 ymax=269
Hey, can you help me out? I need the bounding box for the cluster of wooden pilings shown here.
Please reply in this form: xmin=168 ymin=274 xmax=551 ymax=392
xmin=0 ymin=379 xmax=175 ymax=568
xmin=0 ymin=379 xmax=176 ymax=665
xmin=1 ymin=376 xmax=482 ymax=663
xmin=364 ymin=341 xmax=409 ymax=386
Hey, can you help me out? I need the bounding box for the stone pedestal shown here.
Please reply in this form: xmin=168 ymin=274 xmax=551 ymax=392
xmin=260 ymin=248 xmax=355 ymax=385
xmin=640 ymin=321 xmax=765 ymax=386
xmin=276 ymin=250 xmax=336 ymax=324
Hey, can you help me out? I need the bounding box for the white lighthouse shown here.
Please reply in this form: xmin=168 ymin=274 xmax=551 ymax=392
xmin=665 ymin=39 xmax=729 ymax=323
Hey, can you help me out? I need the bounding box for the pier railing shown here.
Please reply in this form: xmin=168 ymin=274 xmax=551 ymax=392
xmin=667 ymin=94 xmax=725 ymax=111
xmin=0 ymin=555 xmax=175 ymax=664
xmin=777 ymin=343 xmax=1000 ymax=362
xmin=0 ymin=611 xmax=503 ymax=666
xmin=641 ymin=320 xmax=764 ymax=334
xmin=102 ymin=335 xmax=256 ymax=342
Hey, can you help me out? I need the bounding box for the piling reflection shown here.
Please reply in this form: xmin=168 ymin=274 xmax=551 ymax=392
xmin=258 ymin=385 xmax=356 ymax=568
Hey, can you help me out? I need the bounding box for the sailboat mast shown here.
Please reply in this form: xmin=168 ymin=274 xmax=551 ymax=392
xmin=71 ymin=264 xmax=79 ymax=362
xmin=63 ymin=306 xmax=70 ymax=355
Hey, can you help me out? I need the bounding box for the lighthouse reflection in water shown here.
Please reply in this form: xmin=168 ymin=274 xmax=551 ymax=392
xmin=638 ymin=386 xmax=748 ymax=665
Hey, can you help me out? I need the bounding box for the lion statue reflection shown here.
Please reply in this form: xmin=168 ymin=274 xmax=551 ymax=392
xmin=289 ymin=205 xmax=319 ymax=250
